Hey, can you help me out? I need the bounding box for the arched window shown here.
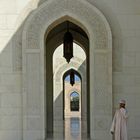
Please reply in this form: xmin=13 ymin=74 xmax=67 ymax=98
xmin=70 ymin=92 xmax=79 ymax=111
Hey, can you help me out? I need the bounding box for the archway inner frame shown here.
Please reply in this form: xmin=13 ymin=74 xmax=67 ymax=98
xmin=46 ymin=21 xmax=89 ymax=136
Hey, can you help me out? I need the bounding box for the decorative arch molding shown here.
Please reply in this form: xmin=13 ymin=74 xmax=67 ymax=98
xmin=69 ymin=90 xmax=81 ymax=95
xmin=63 ymin=68 xmax=82 ymax=81
xmin=54 ymin=61 xmax=86 ymax=84
xmin=22 ymin=0 xmax=112 ymax=50
xmin=22 ymin=0 xmax=112 ymax=140
xmin=53 ymin=61 xmax=86 ymax=111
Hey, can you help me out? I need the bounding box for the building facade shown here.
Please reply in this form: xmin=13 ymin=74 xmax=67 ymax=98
xmin=0 ymin=0 xmax=140 ymax=140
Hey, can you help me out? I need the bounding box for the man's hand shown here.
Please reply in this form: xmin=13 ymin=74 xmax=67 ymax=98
xmin=111 ymin=131 xmax=114 ymax=135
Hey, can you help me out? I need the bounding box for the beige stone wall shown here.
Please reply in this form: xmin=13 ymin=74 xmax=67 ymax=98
xmin=0 ymin=0 xmax=140 ymax=140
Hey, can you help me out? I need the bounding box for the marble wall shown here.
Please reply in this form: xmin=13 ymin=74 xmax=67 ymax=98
xmin=0 ymin=0 xmax=140 ymax=140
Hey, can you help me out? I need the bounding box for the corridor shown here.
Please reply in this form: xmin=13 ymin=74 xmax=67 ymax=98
xmin=47 ymin=117 xmax=89 ymax=140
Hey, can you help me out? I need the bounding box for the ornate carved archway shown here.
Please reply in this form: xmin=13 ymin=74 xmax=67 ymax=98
xmin=22 ymin=0 xmax=112 ymax=140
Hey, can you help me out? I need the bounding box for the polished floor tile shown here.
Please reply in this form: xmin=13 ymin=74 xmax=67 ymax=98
xmin=47 ymin=117 xmax=89 ymax=140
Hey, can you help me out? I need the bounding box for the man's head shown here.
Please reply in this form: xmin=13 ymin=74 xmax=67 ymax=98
xmin=119 ymin=99 xmax=126 ymax=108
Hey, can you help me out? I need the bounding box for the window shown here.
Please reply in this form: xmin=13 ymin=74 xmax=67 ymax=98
xmin=70 ymin=92 xmax=79 ymax=111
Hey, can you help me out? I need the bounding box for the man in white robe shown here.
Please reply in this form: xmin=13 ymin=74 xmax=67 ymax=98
xmin=110 ymin=99 xmax=128 ymax=140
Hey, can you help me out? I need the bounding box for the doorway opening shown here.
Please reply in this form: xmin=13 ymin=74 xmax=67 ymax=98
xmin=63 ymin=69 xmax=82 ymax=119
xmin=46 ymin=20 xmax=89 ymax=139
xmin=63 ymin=70 xmax=83 ymax=140
xmin=70 ymin=91 xmax=80 ymax=112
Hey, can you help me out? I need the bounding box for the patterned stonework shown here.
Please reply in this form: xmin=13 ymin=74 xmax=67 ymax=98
xmin=25 ymin=0 xmax=109 ymax=50
xmin=12 ymin=26 xmax=23 ymax=71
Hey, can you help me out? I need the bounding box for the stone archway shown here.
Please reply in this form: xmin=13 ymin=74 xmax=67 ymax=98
xmin=62 ymin=68 xmax=84 ymax=119
xmin=46 ymin=21 xmax=88 ymax=138
xmin=22 ymin=0 xmax=112 ymax=140
xmin=53 ymin=46 xmax=87 ymax=139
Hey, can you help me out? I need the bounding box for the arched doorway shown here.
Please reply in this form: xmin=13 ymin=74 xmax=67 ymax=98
xmin=63 ymin=70 xmax=83 ymax=140
xmin=22 ymin=1 xmax=112 ymax=140
xmin=70 ymin=92 xmax=80 ymax=112
xmin=52 ymin=26 xmax=88 ymax=138
xmin=63 ymin=68 xmax=82 ymax=119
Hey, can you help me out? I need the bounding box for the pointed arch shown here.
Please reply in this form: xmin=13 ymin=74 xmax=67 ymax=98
xmin=22 ymin=0 xmax=112 ymax=140
xmin=63 ymin=68 xmax=82 ymax=81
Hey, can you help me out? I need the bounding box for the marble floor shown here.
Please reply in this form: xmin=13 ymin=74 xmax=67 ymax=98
xmin=47 ymin=117 xmax=89 ymax=140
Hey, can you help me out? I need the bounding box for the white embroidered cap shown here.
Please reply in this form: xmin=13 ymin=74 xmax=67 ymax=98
xmin=119 ymin=99 xmax=126 ymax=104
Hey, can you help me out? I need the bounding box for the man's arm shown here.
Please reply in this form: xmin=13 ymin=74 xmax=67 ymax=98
xmin=110 ymin=111 xmax=117 ymax=134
